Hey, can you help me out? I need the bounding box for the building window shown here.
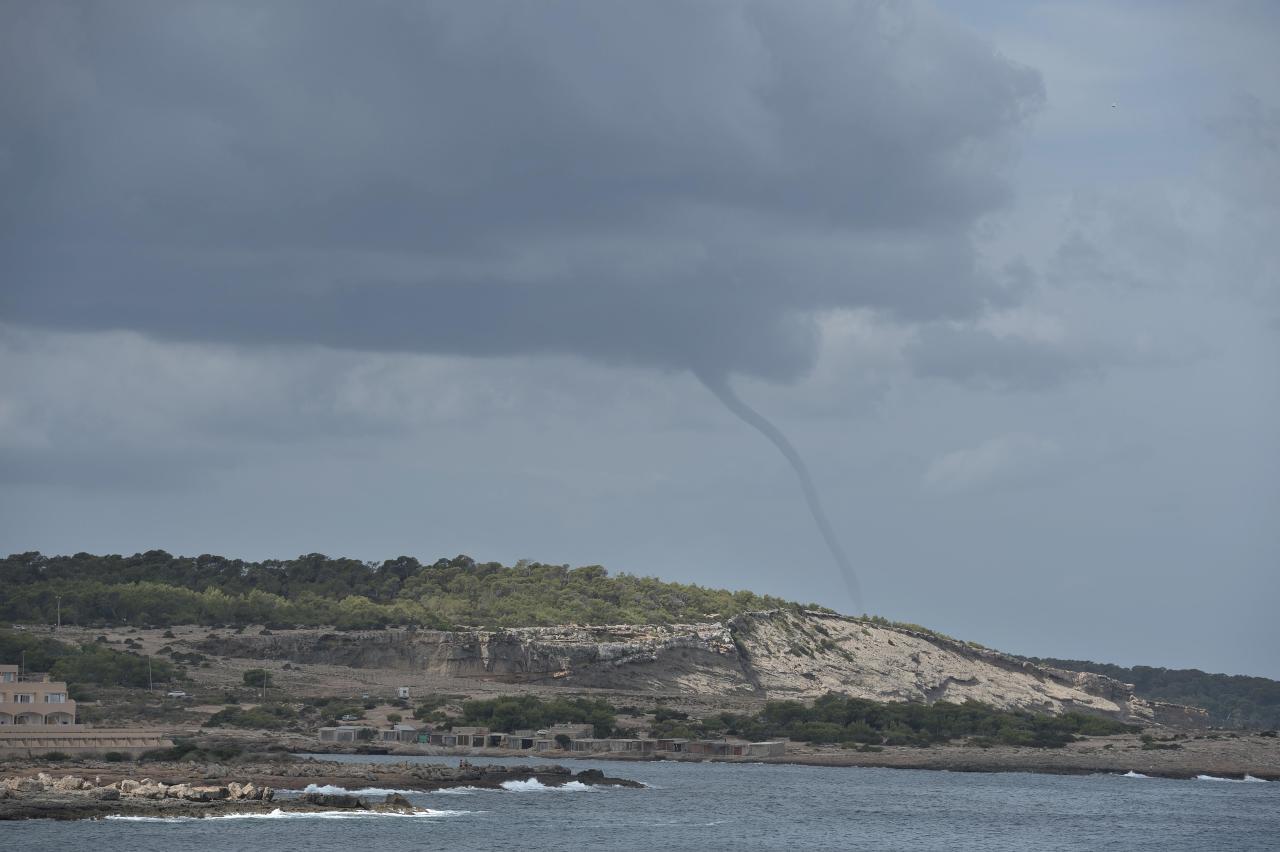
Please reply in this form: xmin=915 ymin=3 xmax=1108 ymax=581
xmin=44 ymin=693 xmax=67 ymax=703
xmin=14 ymin=694 xmax=34 ymax=704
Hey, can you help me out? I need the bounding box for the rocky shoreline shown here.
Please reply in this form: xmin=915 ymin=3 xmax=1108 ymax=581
xmin=0 ymin=761 xmax=642 ymax=820
xmin=286 ymin=729 xmax=1280 ymax=781
xmin=750 ymin=732 xmax=1280 ymax=780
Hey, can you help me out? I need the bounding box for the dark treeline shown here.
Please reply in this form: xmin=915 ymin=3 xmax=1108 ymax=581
xmin=453 ymin=695 xmax=619 ymax=738
xmin=1031 ymin=657 xmax=1280 ymax=730
xmin=0 ymin=630 xmax=178 ymax=694
xmin=393 ymin=692 xmax=1135 ymax=749
xmin=0 ymin=551 xmax=806 ymax=629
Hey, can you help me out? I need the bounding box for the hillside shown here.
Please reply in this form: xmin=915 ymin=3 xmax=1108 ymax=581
xmin=3 ymin=551 xmax=1270 ymax=728
xmin=1027 ymin=658 xmax=1280 ymax=730
xmin=191 ymin=611 xmax=1206 ymax=727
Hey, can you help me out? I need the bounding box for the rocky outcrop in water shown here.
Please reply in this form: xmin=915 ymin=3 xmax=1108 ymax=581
xmin=0 ymin=763 xmax=642 ymax=820
xmin=0 ymin=772 xmax=283 ymax=820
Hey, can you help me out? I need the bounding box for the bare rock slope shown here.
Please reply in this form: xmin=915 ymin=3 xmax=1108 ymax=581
xmin=201 ymin=611 xmax=1205 ymax=726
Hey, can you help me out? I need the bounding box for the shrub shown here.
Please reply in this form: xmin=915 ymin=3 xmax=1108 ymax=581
xmin=102 ymin=751 xmax=129 ymax=762
xmin=205 ymin=703 xmax=299 ymax=731
xmin=140 ymin=739 xmax=243 ymax=762
xmin=242 ymin=668 xmax=272 ymax=689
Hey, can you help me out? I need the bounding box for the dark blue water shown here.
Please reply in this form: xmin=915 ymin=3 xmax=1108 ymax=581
xmin=8 ymin=755 xmax=1278 ymax=851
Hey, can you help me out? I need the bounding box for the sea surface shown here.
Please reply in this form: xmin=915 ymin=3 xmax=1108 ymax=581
xmin=8 ymin=754 xmax=1278 ymax=851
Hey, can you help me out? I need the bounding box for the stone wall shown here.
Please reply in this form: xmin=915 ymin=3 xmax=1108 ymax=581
xmin=0 ymin=730 xmax=173 ymax=759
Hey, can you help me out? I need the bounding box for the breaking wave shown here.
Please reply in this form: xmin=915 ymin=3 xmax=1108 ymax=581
xmin=1119 ymin=771 xmax=1150 ymax=779
xmin=500 ymin=779 xmax=597 ymax=792
xmin=1195 ymin=774 xmax=1269 ymax=783
xmin=432 ymin=786 xmax=484 ymax=795
xmin=300 ymin=784 xmax=418 ymax=796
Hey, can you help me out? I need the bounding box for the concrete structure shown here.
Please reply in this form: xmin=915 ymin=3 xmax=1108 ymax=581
xmin=396 ymin=686 xmax=410 ymax=700
xmin=0 ymin=665 xmax=77 ymax=726
xmin=503 ymin=729 xmax=537 ymax=749
xmin=545 ymin=723 xmax=594 ymax=740
xmin=0 ymin=663 xmax=173 ymax=758
xmin=318 ymin=725 xmax=362 ymax=742
xmin=606 ymin=738 xmax=657 ymax=754
xmin=686 ymin=738 xmax=751 ymax=756
xmin=0 ymin=728 xmax=174 ymax=759
xmin=394 ymin=718 xmax=785 ymax=759
xmin=379 ymin=723 xmax=421 ymax=743
xmin=567 ymin=738 xmax=612 ymax=753
xmin=450 ymin=726 xmax=490 ymax=747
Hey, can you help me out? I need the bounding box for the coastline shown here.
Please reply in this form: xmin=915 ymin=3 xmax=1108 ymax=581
xmin=289 ymin=730 xmax=1280 ymax=781
xmin=3 ymin=727 xmax=1275 ymax=813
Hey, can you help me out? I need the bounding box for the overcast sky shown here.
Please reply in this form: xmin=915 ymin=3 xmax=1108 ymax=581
xmin=2 ymin=1 xmax=1277 ymax=677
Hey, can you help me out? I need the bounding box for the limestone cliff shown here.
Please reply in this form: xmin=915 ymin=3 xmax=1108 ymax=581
xmin=198 ymin=610 xmax=1208 ymax=726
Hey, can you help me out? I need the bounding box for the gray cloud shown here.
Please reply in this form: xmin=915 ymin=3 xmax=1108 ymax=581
xmin=907 ymin=323 xmax=1099 ymax=390
xmin=1 ymin=0 xmax=1041 ymax=381
xmin=3 ymin=0 xmax=1277 ymax=680
xmin=922 ymin=432 xmax=1063 ymax=494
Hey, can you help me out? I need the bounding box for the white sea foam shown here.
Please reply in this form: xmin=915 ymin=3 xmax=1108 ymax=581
xmin=499 ymin=779 xmax=597 ymax=792
xmin=301 ymin=783 xmax=418 ymax=797
xmin=1120 ymin=771 xmax=1149 ymax=778
xmin=105 ymin=807 xmax=471 ymax=822
xmin=1194 ymin=774 xmax=1267 ymax=783
xmin=432 ymin=786 xmax=483 ymax=795
xmin=1243 ymin=775 xmax=1269 ymax=783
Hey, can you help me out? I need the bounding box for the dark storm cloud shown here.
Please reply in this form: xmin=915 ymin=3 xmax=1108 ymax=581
xmin=1 ymin=1 xmax=1042 ymax=380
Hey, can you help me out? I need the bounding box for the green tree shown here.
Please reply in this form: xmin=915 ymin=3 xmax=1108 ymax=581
xmin=242 ymin=668 xmax=272 ymax=689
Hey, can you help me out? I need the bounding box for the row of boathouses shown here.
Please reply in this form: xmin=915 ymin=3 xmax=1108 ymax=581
xmin=318 ymin=720 xmax=786 ymax=757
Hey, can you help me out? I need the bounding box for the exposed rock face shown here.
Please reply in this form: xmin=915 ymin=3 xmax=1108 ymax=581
xmin=202 ymin=622 xmax=745 ymax=691
xmin=731 ymin=612 xmax=1165 ymax=723
xmin=199 ymin=611 xmax=1209 ymax=726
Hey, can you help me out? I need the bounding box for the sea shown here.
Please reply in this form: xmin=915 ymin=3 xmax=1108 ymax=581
xmin=8 ymin=754 xmax=1278 ymax=851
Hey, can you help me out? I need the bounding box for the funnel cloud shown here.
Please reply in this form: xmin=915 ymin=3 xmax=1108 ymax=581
xmin=2 ymin=2 xmax=1278 ymax=679
xmin=696 ymin=368 xmax=863 ymax=610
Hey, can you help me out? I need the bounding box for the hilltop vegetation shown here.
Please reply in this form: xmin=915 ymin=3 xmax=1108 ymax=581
xmin=0 ymin=551 xmax=807 ymax=630
xmin=0 ymin=630 xmax=179 ymax=694
xmin=1031 ymin=657 xmax=1280 ymax=730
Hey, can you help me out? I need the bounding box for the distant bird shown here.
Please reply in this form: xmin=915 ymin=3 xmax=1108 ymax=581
xmin=1111 ymin=102 xmax=1118 ymax=108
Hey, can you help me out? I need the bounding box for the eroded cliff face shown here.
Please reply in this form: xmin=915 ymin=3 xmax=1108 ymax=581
xmin=728 ymin=612 xmax=1184 ymax=725
xmin=198 ymin=611 xmax=1208 ymax=726
xmin=201 ymin=623 xmax=755 ymax=694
